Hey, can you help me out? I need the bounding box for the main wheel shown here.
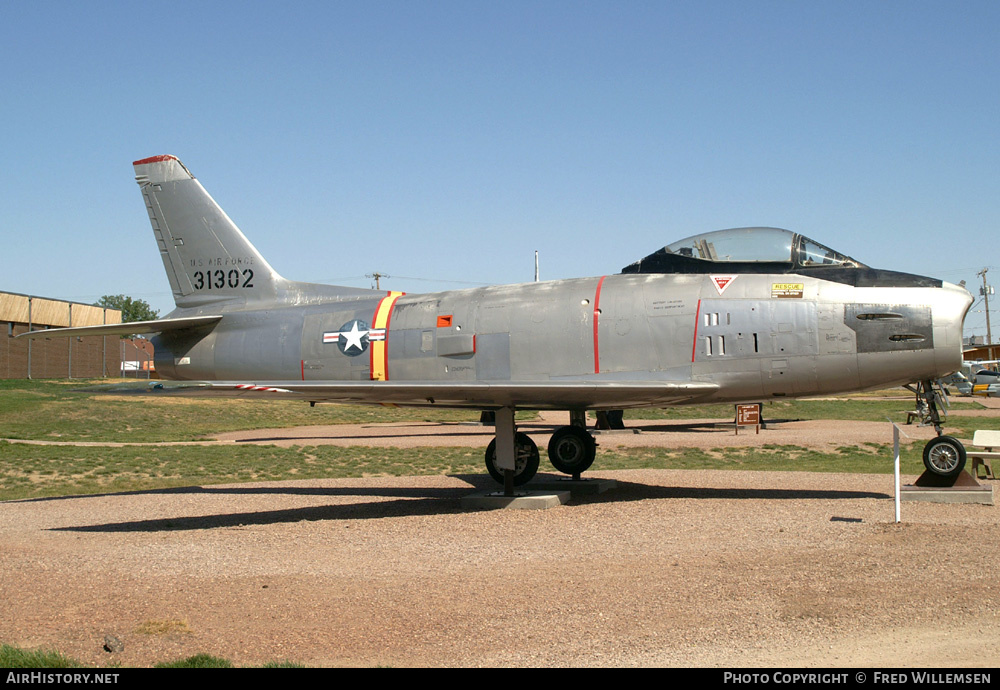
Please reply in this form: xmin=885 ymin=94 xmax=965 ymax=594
xmin=485 ymin=432 xmax=540 ymax=486
xmin=922 ymin=435 xmax=966 ymax=479
xmin=547 ymin=425 xmax=597 ymax=475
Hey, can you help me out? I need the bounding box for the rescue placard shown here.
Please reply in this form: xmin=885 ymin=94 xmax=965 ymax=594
xmin=771 ymin=283 xmax=804 ymax=299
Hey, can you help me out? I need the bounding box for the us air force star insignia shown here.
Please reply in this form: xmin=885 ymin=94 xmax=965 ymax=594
xmin=323 ymin=320 xmax=371 ymax=357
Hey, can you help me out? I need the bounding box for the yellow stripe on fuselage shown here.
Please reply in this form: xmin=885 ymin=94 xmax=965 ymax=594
xmin=370 ymin=291 xmax=404 ymax=381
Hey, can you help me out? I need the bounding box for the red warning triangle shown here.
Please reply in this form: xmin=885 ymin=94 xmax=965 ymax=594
xmin=710 ymin=275 xmax=737 ymax=295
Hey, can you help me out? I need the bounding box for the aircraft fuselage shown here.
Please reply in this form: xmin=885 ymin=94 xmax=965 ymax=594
xmin=152 ymin=270 xmax=969 ymax=408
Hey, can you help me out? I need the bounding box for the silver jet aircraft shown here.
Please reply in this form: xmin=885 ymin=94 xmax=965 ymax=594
xmin=22 ymin=155 xmax=975 ymax=490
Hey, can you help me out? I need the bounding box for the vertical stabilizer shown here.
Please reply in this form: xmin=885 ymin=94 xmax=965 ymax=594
xmin=133 ymin=155 xmax=285 ymax=308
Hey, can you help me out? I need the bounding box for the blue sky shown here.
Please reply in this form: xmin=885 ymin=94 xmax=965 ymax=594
xmin=2 ymin=1 xmax=998 ymax=337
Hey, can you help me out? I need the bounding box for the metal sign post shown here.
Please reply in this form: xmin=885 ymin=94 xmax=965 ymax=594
xmin=893 ymin=423 xmax=901 ymax=523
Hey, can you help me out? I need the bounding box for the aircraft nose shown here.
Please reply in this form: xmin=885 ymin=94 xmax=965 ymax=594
xmin=946 ymin=280 xmax=974 ymax=328
xmin=935 ymin=281 xmax=974 ymax=375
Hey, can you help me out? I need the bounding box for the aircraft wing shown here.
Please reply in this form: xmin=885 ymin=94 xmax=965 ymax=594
xmin=81 ymin=379 xmax=720 ymax=410
xmin=14 ymin=315 xmax=223 ymax=340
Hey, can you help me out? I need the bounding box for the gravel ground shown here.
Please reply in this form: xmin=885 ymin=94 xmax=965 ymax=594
xmin=1 ymin=412 xmax=998 ymax=668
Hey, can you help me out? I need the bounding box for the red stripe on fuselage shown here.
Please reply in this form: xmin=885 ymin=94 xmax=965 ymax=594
xmin=691 ymin=299 xmax=701 ymax=363
xmin=593 ymin=276 xmax=606 ymax=374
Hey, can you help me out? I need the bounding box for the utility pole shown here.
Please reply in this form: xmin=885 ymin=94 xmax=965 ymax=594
xmin=367 ymin=272 xmax=388 ymax=290
xmin=979 ymin=268 xmax=993 ymax=359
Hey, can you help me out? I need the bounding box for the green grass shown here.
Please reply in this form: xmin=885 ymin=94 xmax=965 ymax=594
xmin=153 ymin=654 xmax=233 ymax=668
xmin=0 ymin=441 xmax=488 ymax=501
xmin=0 ymin=379 xmax=481 ymax=442
xmin=0 ymin=644 xmax=81 ymax=668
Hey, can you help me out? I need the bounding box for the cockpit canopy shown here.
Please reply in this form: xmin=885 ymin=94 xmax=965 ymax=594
xmin=621 ymin=227 xmax=867 ymax=274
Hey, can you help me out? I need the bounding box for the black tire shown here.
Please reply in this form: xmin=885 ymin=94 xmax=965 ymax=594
xmin=547 ymin=425 xmax=597 ymax=475
xmin=485 ymin=432 xmax=540 ymax=486
xmin=922 ymin=435 xmax=966 ymax=479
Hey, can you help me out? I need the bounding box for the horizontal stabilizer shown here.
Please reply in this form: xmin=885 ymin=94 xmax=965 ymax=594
xmin=15 ymin=315 xmax=223 ymax=340
xmin=79 ymin=379 xmax=719 ymax=410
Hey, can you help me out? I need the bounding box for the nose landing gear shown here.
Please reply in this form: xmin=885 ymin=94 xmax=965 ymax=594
xmin=908 ymin=380 xmax=967 ymax=480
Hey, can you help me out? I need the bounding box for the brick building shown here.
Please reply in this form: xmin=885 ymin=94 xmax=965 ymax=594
xmin=0 ymin=291 xmax=122 ymax=379
xmin=121 ymin=337 xmax=156 ymax=377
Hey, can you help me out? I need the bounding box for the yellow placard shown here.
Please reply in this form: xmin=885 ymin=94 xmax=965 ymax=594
xmin=771 ymin=283 xmax=804 ymax=298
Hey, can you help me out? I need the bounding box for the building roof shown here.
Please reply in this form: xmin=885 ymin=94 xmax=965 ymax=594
xmin=0 ymin=291 xmax=122 ymax=328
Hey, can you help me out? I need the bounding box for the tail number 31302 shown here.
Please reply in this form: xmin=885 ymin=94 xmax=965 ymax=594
xmin=192 ymin=269 xmax=254 ymax=290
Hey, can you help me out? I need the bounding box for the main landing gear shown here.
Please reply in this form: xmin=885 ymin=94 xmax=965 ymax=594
xmin=484 ymin=432 xmax=540 ymax=486
xmin=908 ymin=380 xmax=967 ymax=480
xmin=483 ymin=408 xmax=600 ymax=493
xmin=547 ymin=425 xmax=597 ymax=476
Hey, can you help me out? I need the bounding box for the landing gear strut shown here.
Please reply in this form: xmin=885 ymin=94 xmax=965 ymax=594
xmin=484 ymin=408 xmax=539 ymax=492
xmin=484 ymin=433 xmax=540 ymax=487
xmin=907 ymin=379 xmax=967 ymax=480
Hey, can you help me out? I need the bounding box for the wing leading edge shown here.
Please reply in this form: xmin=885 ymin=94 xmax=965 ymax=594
xmin=83 ymin=379 xmax=720 ymax=410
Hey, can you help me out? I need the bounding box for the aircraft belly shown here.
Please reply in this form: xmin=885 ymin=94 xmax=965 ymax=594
xmin=693 ymin=360 xmax=765 ymax=401
xmin=857 ymin=349 xmax=939 ymax=388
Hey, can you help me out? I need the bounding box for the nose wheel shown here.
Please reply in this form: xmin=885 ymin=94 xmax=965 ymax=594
xmin=922 ymin=435 xmax=966 ymax=480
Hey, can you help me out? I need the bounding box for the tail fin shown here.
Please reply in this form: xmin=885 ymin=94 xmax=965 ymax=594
xmin=133 ymin=155 xmax=285 ymax=308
